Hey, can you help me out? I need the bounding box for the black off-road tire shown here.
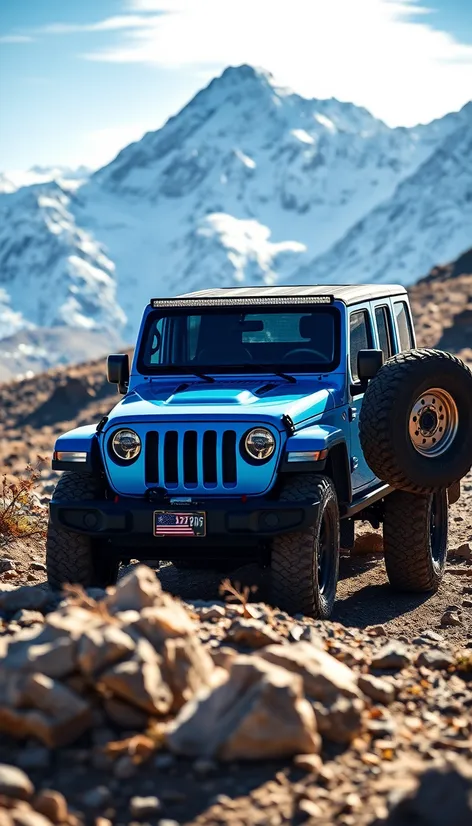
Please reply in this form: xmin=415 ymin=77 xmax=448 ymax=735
xmin=46 ymin=472 xmax=120 ymax=590
xmin=383 ymin=488 xmax=448 ymax=592
xmin=359 ymin=349 xmax=472 ymax=494
xmin=271 ymin=474 xmax=340 ymax=618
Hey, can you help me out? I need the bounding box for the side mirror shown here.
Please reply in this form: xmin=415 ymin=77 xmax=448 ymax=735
xmin=107 ymin=354 xmax=130 ymax=394
xmin=357 ymin=349 xmax=384 ymax=383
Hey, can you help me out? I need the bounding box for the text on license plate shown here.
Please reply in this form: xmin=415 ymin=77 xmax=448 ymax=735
xmin=153 ymin=511 xmax=206 ymax=537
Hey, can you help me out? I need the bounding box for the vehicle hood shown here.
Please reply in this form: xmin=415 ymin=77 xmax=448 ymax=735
xmin=105 ymin=377 xmax=339 ymax=432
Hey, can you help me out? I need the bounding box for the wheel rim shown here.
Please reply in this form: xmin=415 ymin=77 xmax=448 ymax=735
xmin=408 ymin=387 xmax=458 ymax=457
xmin=318 ymin=510 xmax=335 ymax=594
xmin=430 ymin=490 xmax=447 ymax=565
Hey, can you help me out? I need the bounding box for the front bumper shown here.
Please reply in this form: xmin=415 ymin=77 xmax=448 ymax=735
xmin=49 ymin=495 xmax=321 ymax=545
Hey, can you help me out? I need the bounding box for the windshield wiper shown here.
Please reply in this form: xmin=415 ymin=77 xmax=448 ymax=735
xmin=188 ymin=370 xmax=215 ymax=383
xmin=171 ymin=370 xmax=215 ymax=392
xmin=274 ymin=371 xmax=297 ymax=384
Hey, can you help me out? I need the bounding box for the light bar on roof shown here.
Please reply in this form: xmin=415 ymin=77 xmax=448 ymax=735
xmin=150 ymin=295 xmax=333 ymax=308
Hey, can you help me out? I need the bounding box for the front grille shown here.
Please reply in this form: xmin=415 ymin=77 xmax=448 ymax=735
xmin=145 ymin=428 xmax=238 ymax=490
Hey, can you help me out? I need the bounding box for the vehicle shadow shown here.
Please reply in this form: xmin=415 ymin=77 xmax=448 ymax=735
xmin=333 ymin=556 xmax=432 ymax=628
xmin=152 ymin=560 xmax=270 ymax=604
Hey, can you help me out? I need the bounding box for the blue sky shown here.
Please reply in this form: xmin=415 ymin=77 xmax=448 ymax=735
xmin=1 ymin=0 xmax=471 ymax=171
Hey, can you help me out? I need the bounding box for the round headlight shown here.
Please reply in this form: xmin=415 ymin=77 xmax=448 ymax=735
xmin=244 ymin=428 xmax=276 ymax=461
xmin=111 ymin=429 xmax=141 ymax=461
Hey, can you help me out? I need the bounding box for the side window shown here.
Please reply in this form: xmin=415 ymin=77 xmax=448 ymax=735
xmin=394 ymin=301 xmax=414 ymax=351
xmin=149 ymin=317 xmax=164 ymax=364
xmin=375 ymin=306 xmax=393 ymax=361
xmin=187 ymin=315 xmax=201 ymax=360
xmin=349 ymin=310 xmax=372 ymax=381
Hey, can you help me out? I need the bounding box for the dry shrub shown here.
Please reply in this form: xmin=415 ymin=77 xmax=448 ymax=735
xmin=0 ymin=459 xmax=48 ymax=549
xmin=219 ymin=578 xmax=258 ymax=618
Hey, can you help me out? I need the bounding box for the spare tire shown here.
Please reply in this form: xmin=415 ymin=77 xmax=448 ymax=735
xmin=359 ymin=349 xmax=472 ymax=494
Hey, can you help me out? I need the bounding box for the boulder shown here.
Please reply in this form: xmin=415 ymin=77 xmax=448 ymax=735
xmin=312 ymin=696 xmax=364 ymax=743
xmin=225 ymin=618 xmax=281 ymax=648
xmin=160 ymin=636 xmax=215 ymax=711
xmin=371 ymin=642 xmax=411 ymax=670
xmin=4 ymin=625 xmax=76 ymax=680
xmin=105 ymin=566 xmax=163 ymax=614
xmin=0 ymin=671 xmax=93 ymax=748
xmin=33 ymin=790 xmax=68 ymax=824
xmin=134 ymin=601 xmax=196 ymax=645
xmin=0 ymin=585 xmax=50 ymax=614
xmin=167 ymin=655 xmax=320 ymax=761
xmin=0 ymin=764 xmax=34 ymax=800
xmin=358 ymin=673 xmax=395 ymax=705
xmin=77 ymin=625 xmax=135 ymax=676
xmin=259 ymin=641 xmax=362 ymax=702
xmin=99 ymin=638 xmax=172 ymax=715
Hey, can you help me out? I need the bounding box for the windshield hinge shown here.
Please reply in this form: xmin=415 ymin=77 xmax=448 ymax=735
xmin=282 ymin=414 xmax=296 ymax=435
xmin=96 ymin=416 xmax=108 ymax=434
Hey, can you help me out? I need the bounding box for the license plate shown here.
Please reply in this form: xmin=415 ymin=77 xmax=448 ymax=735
xmin=153 ymin=511 xmax=206 ymax=537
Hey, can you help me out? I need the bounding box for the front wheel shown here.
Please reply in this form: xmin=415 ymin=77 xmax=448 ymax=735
xmin=382 ymin=488 xmax=448 ymax=592
xmin=270 ymin=474 xmax=340 ymax=618
xmin=46 ymin=472 xmax=120 ymax=590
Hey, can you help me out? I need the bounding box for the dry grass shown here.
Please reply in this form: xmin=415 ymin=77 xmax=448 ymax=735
xmin=0 ymin=458 xmax=48 ymax=550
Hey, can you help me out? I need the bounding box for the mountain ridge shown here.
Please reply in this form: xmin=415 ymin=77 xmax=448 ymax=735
xmin=0 ymin=64 xmax=470 ymax=376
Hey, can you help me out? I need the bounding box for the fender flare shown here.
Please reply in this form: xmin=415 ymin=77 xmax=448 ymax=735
xmin=281 ymin=425 xmax=351 ymax=505
xmin=52 ymin=425 xmax=102 ymax=474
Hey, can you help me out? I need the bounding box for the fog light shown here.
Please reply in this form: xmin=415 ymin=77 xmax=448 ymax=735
xmin=263 ymin=511 xmax=279 ymax=528
xmin=83 ymin=512 xmax=98 ymax=529
xmin=54 ymin=451 xmax=87 ymax=463
xmin=286 ymin=449 xmax=328 ymax=463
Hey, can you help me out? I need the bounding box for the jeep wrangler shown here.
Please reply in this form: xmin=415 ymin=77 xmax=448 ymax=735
xmin=47 ymin=286 xmax=472 ymax=617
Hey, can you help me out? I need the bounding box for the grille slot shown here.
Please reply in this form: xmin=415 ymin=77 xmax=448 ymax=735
xmin=145 ymin=431 xmax=159 ymax=484
xmin=164 ymin=431 xmax=178 ymax=486
xmin=222 ymin=431 xmax=237 ymax=485
xmin=184 ymin=431 xmax=198 ymax=485
xmin=203 ymin=431 xmax=218 ymax=485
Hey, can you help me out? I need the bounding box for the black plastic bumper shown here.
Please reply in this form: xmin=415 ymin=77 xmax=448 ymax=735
xmin=49 ymin=495 xmax=321 ymax=544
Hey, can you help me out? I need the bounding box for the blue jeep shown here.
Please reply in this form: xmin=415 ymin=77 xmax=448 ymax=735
xmin=47 ymin=286 xmax=472 ymax=617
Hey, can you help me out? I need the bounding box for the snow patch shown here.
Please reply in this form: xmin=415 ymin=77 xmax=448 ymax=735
xmin=314 ymin=113 xmax=337 ymax=133
xmin=291 ymin=129 xmax=315 ymax=145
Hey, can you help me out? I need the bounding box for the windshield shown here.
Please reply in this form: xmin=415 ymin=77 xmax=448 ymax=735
xmin=138 ymin=306 xmax=340 ymax=373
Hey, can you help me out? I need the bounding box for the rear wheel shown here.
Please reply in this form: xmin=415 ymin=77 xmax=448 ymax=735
xmin=382 ymin=488 xmax=448 ymax=592
xmin=270 ymin=474 xmax=340 ymax=618
xmin=46 ymin=472 xmax=120 ymax=590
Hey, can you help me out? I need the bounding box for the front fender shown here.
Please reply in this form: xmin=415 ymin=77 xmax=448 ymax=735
xmin=52 ymin=425 xmax=102 ymax=473
xmin=283 ymin=424 xmax=346 ymax=456
xmin=280 ymin=425 xmax=350 ymax=503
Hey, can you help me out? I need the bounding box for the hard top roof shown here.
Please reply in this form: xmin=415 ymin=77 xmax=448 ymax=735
xmin=173 ymin=284 xmax=408 ymax=307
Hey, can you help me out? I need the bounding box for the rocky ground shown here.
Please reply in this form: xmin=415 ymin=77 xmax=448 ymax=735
xmin=0 ymin=564 xmax=471 ymax=826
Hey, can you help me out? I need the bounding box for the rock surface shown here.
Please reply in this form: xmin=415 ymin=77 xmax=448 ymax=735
xmin=0 ymin=559 xmax=471 ymax=825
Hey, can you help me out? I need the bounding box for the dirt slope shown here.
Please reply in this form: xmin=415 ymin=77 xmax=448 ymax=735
xmin=409 ymin=246 xmax=472 ymax=361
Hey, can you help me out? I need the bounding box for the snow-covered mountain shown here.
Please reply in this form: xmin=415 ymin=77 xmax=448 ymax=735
xmin=294 ymin=112 xmax=472 ymax=286
xmin=0 ymin=165 xmax=91 ymax=194
xmin=0 ymin=64 xmax=470 ymax=376
xmin=0 ymin=182 xmax=124 ymax=338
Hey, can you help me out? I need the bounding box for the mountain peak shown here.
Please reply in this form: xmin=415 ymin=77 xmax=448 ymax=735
xmin=216 ymin=63 xmax=275 ymax=86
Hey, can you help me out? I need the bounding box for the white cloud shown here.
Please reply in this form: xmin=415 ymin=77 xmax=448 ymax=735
xmin=0 ymin=34 xmax=34 ymax=43
xmin=78 ymin=0 xmax=472 ymax=126
xmin=38 ymin=16 xmax=163 ymax=35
